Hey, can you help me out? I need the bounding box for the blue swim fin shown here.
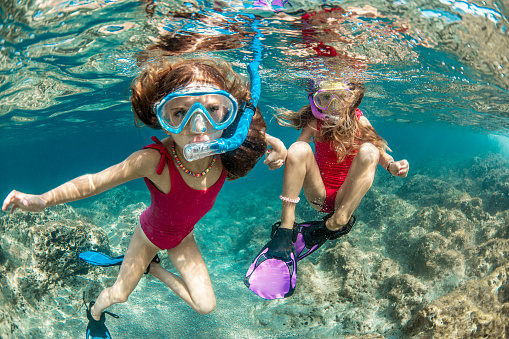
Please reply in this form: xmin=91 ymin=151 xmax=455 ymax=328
xmin=79 ymin=251 xmax=124 ymax=267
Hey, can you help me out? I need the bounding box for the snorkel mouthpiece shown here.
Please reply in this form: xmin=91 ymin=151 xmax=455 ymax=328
xmin=183 ymin=98 xmax=256 ymax=161
xmin=184 ymin=142 xmax=221 ymax=161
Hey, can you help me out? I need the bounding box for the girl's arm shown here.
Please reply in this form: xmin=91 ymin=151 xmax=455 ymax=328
xmin=264 ymin=133 xmax=287 ymax=170
xmin=263 ymin=120 xmax=316 ymax=169
xmin=296 ymin=120 xmax=316 ymax=143
xmin=2 ymin=149 xmax=160 ymax=214
xmin=359 ymin=116 xmax=409 ymax=177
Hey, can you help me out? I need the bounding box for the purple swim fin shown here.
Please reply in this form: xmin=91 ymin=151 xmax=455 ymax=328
xmin=293 ymin=214 xmax=356 ymax=261
xmin=244 ymin=225 xmax=297 ymax=299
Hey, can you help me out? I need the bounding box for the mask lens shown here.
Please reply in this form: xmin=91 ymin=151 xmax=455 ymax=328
xmin=314 ymin=89 xmax=352 ymax=110
xmin=314 ymin=92 xmax=333 ymax=109
xmin=200 ymin=94 xmax=234 ymax=124
xmin=158 ymin=92 xmax=236 ymax=132
xmin=160 ymin=96 xmax=189 ymax=128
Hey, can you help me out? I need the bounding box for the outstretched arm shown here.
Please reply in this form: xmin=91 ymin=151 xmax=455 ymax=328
xmin=263 ymin=121 xmax=317 ymax=170
xmin=379 ymin=151 xmax=409 ymax=178
xmin=2 ymin=149 xmax=157 ymax=214
xmin=360 ymin=116 xmax=409 ymax=178
xmin=264 ymin=133 xmax=287 ymax=170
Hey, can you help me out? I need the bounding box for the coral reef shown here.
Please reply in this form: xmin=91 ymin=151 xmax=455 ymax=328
xmin=0 ymin=190 xmax=144 ymax=338
xmin=238 ymin=153 xmax=509 ymax=338
xmin=1 ymin=153 xmax=508 ymax=338
xmin=404 ymin=263 xmax=509 ymax=338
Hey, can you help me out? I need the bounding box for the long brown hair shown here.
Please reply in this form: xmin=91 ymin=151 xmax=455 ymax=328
xmin=130 ymin=57 xmax=267 ymax=180
xmin=276 ymin=81 xmax=387 ymax=162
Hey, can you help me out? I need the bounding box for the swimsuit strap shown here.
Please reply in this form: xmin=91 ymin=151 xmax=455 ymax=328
xmin=143 ymin=136 xmax=172 ymax=175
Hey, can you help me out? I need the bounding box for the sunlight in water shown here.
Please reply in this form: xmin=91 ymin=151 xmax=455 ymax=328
xmin=1 ymin=0 xmax=509 ymax=338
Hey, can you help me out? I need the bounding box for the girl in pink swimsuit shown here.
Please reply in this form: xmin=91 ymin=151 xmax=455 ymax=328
xmin=2 ymin=56 xmax=286 ymax=338
xmin=271 ymin=80 xmax=409 ymax=260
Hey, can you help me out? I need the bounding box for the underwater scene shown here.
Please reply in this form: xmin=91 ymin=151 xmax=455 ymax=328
xmin=1 ymin=0 xmax=509 ymax=338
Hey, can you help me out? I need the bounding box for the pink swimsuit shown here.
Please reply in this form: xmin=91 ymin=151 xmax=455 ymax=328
xmin=140 ymin=137 xmax=227 ymax=249
xmin=314 ymin=109 xmax=363 ymax=213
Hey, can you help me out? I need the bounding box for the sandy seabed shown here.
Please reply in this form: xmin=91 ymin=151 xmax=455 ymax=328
xmin=1 ymin=153 xmax=508 ymax=338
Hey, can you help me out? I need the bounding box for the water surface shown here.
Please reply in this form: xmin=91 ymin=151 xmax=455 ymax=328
xmin=1 ymin=0 xmax=509 ymax=338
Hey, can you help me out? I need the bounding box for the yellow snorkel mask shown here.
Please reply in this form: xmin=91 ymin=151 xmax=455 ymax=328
xmin=312 ymin=82 xmax=353 ymax=111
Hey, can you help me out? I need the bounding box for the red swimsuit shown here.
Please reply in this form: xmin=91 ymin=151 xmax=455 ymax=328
xmin=140 ymin=137 xmax=227 ymax=249
xmin=314 ymin=109 xmax=363 ymax=213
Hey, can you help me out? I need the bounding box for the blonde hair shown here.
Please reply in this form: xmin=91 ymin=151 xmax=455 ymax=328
xmin=276 ymin=81 xmax=387 ymax=162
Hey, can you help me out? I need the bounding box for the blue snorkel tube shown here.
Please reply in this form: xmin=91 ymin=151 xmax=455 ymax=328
xmin=183 ymin=16 xmax=262 ymax=161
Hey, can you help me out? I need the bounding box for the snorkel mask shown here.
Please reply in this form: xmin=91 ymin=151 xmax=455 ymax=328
xmin=309 ymin=82 xmax=354 ymax=122
xmin=154 ymin=86 xmax=238 ymax=134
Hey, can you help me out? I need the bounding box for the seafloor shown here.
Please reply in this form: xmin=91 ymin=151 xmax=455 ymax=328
xmin=1 ymin=153 xmax=508 ymax=338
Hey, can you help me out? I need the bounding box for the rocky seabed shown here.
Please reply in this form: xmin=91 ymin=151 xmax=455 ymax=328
xmin=1 ymin=154 xmax=508 ymax=338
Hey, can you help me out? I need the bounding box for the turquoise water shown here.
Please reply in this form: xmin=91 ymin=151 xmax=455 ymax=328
xmin=1 ymin=0 xmax=509 ymax=338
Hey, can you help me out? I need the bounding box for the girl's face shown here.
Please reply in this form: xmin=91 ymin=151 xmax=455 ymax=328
xmin=161 ymin=82 xmax=228 ymax=150
xmin=314 ymin=87 xmax=356 ymax=117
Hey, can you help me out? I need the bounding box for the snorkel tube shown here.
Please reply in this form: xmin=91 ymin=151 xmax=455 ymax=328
xmin=183 ymin=15 xmax=262 ymax=161
xmin=309 ymin=94 xmax=330 ymax=121
xmin=308 ymin=79 xmax=329 ymax=121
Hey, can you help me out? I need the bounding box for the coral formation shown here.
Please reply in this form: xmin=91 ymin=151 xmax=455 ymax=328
xmin=1 ymin=153 xmax=508 ymax=338
xmin=404 ymin=263 xmax=509 ymax=338
xmin=0 ymin=192 xmax=144 ymax=338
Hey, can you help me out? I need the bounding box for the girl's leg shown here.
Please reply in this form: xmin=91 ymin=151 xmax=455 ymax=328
xmin=90 ymin=223 xmax=160 ymax=320
xmin=280 ymin=141 xmax=326 ymax=229
xmin=148 ymin=232 xmax=215 ymax=314
xmin=328 ymin=143 xmax=379 ymax=230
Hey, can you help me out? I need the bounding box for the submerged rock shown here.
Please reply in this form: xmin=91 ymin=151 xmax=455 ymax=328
xmin=381 ymin=274 xmax=428 ymax=326
xmin=0 ymin=205 xmax=114 ymax=338
xmin=404 ymin=263 xmax=509 ymax=338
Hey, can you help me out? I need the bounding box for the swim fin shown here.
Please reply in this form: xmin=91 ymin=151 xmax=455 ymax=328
xmin=244 ymin=224 xmax=297 ymax=299
xmin=293 ymin=214 xmax=356 ymax=261
xmin=83 ymin=292 xmax=118 ymax=339
xmin=79 ymin=251 xmax=124 ymax=267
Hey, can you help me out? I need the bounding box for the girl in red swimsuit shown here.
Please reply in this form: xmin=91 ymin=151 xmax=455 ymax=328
xmin=273 ymin=80 xmax=409 ymax=258
xmin=2 ymin=56 xmax=286 ymax=338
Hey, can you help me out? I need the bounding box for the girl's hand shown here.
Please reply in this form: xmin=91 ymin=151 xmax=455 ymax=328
xmin=2 ymin=190 xmax=47 ymax=214
xmin=264 ymin=147 xmax=287 ymax=170
xmin=389 ymin=160 xmax=409 ymax=178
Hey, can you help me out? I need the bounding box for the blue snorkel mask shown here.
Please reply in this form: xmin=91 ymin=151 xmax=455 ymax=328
xmin=182 ymin=65 xmax=259 ymax=161
xmin=154 ymin=86 xmax=239 ymax=135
